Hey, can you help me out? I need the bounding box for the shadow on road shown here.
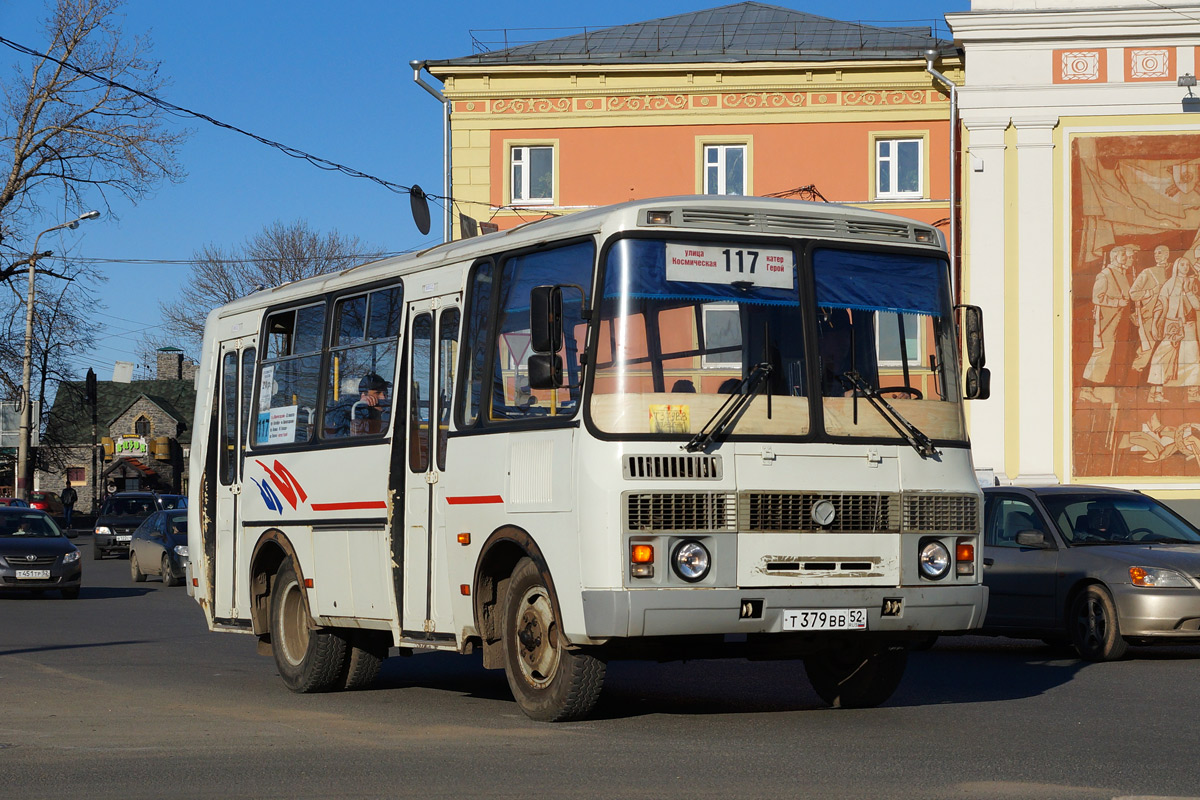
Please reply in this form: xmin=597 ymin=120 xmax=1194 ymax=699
xmin=0 ymin=639 xmax=148 ymax=658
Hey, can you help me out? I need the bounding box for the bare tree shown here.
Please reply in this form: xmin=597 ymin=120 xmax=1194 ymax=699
xmin=1 ymin=0 xmax=187 ymax=284
xmin=155 ymin=220 xmax=382 ymax=354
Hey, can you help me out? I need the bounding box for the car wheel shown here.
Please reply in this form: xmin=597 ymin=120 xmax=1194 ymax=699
xmin=341 ymin=630 xmax=390 ymax=690
xmin=269 ymin=557 xmax=348 ymax=693
xmin=61 ymin=587 xmax=80 ymax=600
xmin=162 ymin=554 xmax=180 ymax=585
xmin=804 ymin=642 xmax=909 ymax=708
xmin=130 ymin=552 xmax=146 ymax=582
xmin=1070 ymin=584 xmax=1128 ymax=662
xmin=501 ymin=557 xmax=606 ymax=722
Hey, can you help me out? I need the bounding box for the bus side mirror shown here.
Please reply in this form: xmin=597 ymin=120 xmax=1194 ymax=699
xmin=959 ymin=304 xmax=986 ymax=369
xmin=965 ymin=366 xmax=991 ymax=400
xmin=530 ymin=285 xmax=563 ymax=354
xmin=528 ymin=353 xmax=564 ymax=389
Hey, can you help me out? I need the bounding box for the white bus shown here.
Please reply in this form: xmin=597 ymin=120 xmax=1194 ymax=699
xmin=188 ymin=195 xmax=990 ymax=721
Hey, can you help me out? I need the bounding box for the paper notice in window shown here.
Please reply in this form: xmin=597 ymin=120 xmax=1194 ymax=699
xmin=649 ymin=404 xmax=690 ymax=434
xmin=665 ymin=243 xmax=793 ymax=289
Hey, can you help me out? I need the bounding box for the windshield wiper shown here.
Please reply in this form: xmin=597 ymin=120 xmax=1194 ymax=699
xmin=684 ymin=362 xmax=773 ymax=453
xmin=837 ymin=370 xmax=939 ymax=459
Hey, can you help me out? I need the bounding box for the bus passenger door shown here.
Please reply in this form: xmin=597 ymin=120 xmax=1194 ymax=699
xmin=402 ymin=297 xmax=461 ymax=636
xmin=214 ymin=340 xmax=256 ymax=621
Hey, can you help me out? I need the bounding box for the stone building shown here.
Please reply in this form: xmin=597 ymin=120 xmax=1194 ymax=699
xmin=37 ymin=349 xmax=198 ymax=513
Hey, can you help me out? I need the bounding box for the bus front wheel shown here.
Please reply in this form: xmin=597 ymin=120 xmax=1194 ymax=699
xmin=804 ymin=642 xmax=908 ymax=708
xmin=269 ymin=557 xmax=348 ymax=693
xmin=501 ymin=557 xmax=605 ymax=722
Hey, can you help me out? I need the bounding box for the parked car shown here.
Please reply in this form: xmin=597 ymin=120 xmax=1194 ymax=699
xmin=0 ymin=497 xmax=30 ymax=507
xmin=29 ymin=490 xmax=63 ymax=515
xmin=0 ymin=507 xmax=81 ymax=599
xmin=93 ymin=492 xmax=187 ymax=560
xmin=982 ymin=485 xmax=1200 ymax=660
xmin=129 ymin=509 xmax=188 ymax=586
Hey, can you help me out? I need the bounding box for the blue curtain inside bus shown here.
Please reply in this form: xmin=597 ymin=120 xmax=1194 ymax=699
xmin=812 ymin=248 xmax=946 ymax=317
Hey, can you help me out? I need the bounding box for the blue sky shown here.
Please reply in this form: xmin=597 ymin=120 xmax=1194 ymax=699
xmin=2 ymin=0 xmax=968 ymax=379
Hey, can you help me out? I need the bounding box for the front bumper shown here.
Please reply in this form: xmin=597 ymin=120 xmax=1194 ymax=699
xmin=0 ymin=564 xmax=82 ymax=591
xmin=581 ymin=584 xmax=988 ymax=638
xmin=94 ymin=534 xmax=132 ymax=552
xmin=1112 ymin=584 xmax=1200 ymax=641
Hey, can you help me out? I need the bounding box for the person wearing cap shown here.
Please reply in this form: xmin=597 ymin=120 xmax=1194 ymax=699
xmin=351 ymin=372 xmax=390 ymax=435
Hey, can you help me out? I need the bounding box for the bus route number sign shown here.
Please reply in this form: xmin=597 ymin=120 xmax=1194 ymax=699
xmin=665 ymin=243 xmax=793 ymax=289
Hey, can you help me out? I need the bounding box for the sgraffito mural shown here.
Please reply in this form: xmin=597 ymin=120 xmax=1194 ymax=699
xmin=1072 ymin=133 xmax=1200 ymax=478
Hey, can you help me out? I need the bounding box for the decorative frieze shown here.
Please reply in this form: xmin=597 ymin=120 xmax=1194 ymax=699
xmin=1054 ymin=49 xmax=1106 ymax=83
xmin=843 ymin=90 xmax=927 ymax=106
xmin=492 ymin=98 xmax=572 ymax=114
xmin=722 ymin=91 xmax=806 ymax=109
xmin=607 ymin=94 xmax=688 ymax=111
xmin=453 ymin=89 xmax=940 ymax=114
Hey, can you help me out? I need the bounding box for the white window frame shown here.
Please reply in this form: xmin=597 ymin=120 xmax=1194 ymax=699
xmin=701 ymin=303 xmax=743 ymax=369
xmin=510 ymin=145 xmax=554 ymax=205
xmin=875 ymin=138 xmax=924 ymax=199
xmin=704 ymin=144 xmax=747 ymax=196
xmin=875 ymin=311 xmax=923 ymax=368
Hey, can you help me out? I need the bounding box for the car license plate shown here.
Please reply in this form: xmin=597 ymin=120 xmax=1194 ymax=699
xmin=116 ymin=535 xmax=132 ymax=543
xmin=782 ymin=608 xmax=867 ymax=631
xmin=16 ymin=569 xmax=51 ymax=580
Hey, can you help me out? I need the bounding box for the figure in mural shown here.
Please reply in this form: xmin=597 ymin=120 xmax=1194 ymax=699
xmin=1079 ymin=245 xmax=1131 ymax=403
xmin=1129 ymin=244 xmax=1170 ymax=371
xmin=1146 ymin=256 xmax=1200 ymax=403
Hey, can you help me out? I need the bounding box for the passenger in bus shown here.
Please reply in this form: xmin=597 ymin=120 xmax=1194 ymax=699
xmin=350 ymin=373 xmax=391 ymax=435
xmin=671 ymin=379 xmax=695 ymax=393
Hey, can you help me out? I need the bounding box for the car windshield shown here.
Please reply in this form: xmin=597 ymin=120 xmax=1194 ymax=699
xmin=588 ymin=238 xmax=965 ymax=445
xmin=0 ymin=513 xmax=62 ymax=538
xmin=1040 ymin=494 xmax=1200 ymax=545
xmin=102 ymin=497 xmax=157 ymax=517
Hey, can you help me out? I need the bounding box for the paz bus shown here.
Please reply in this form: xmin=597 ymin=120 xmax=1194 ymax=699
xmin=188 ymin=195 xmax=990 ymax=721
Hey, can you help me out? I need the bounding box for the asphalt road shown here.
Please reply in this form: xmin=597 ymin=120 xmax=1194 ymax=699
xmin=3 ymin=536 xmax=1200 ymax=800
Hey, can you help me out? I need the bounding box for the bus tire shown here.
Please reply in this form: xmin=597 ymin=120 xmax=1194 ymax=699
xmin=270 ymin=558 xmax=348 ymax=693
xmin=501 ymin=557 xmax=605 ymax=722
xmin=341 ymin=630 xmax=390 ymax=690
xmin=804 ymin=642 xmax=908 ymax=709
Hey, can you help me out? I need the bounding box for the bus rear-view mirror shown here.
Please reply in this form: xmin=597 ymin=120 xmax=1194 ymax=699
xmin=530 ymin=285 xmax=563 ymax=354
xmin=528 ymin=353 xmax=564 ymax=390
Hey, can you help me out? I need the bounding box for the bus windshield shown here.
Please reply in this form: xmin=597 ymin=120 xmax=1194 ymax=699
xmin=588 ymin=238 xmax=965 ymax=444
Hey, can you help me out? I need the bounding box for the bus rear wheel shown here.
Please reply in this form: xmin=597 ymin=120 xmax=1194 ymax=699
xmin=804 ymin=642 xmax=908 ymax=709
xmin=501 ymin=557 xmax=605 ymax=722
xmin=341 ymin=630 xmax=390 ymax=690
xmin=270 ymin=557 xmax=348 ymax=693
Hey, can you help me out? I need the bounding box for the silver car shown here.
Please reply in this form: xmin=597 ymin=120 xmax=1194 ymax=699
xmin=982 ymin=485 xmax=1200 ymax=660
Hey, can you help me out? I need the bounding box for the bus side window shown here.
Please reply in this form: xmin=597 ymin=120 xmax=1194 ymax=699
xmin=409 ymin=313 xmax=433 ymax=472
xmin=322 ymin=285 xmax=403 ymax=440
xmin=437 ymin=309 xmax=460 ymax=470
xmin=460 ymin=261 xmax=494 ymax=428
xmin=256 ymin=303 xmax=325 ymax=446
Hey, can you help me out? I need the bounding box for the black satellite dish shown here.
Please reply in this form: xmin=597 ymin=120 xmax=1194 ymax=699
xmin=410 ymin=184 xmax=431 ymax=236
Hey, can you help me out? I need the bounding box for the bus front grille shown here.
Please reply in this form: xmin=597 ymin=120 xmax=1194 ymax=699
xmin=625 ymin=492 xmax=738 ymax=532
xmin=623 ymin=454 xmax=722 ymax=480
xmin=903 ymin=494 xmax=979 ymax=532
xmin=740 ymin=492 xmax=899 ymax=533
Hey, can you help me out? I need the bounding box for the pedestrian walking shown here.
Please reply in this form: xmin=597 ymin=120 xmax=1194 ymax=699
xmin=61 ymin=481 xmax=78 ymax=531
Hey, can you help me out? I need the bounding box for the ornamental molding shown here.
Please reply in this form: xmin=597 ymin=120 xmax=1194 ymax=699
xmin=722 ymin=91 xmax=807 ymax=109
xmin=607 ymin=94 xmax=688 ymax=111
xmin=842 ymin=90 xmax=928 ymax=106
xmin=492 ymin=97 xmax=572 ymax=114
xmin=454 ymin=88 xmax=943 ymax=113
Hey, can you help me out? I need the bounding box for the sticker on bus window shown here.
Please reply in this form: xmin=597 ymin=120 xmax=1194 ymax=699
xmin=649 ymin=404 xmax=690 ymax=434
xmin=259 ymin=364 xmax=275 ymax=412
xmin=665 ymin=243 xmax=793 ymax=289
xmin=260 ymin=405 xmax=298 ymax=445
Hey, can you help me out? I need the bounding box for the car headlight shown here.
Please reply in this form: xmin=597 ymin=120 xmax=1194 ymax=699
xmin=174 ymin=545 xmax=189 ymax=558
xmin=1130 ymin=566 xmax=1193 ymax=588
xmin=671 ymin=540 xmax=711 ymax=582
xmin=63 ymin=550 xmax=80 ymax=564
xmin=919 ymin=539 xmax=952 ymax=580
xmin=95 ymin=526 xmax=112 ymax=536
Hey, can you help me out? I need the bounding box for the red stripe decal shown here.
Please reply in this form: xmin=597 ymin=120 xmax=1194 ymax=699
xmin=310 ymin=501 xmax=389 ymax=511
xmin=446 ymin=495 xmax=504 ymax=505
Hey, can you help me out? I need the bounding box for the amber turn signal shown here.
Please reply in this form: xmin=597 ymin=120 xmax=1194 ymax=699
xmin=955 ymin=539 xmax=975 ymax=576
xmin=631 ymin=544 xmax=654 ymax=563
xmin=457 ymin=532 xmax=471 ymax=545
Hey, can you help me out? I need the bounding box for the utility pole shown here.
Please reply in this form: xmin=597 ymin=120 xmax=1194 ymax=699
xmin=87 ymin=368 xmax=98 ymax=513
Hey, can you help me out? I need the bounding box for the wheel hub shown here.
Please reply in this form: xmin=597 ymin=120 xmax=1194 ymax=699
xmin=516 ymin=588 xmax=559 ymax=687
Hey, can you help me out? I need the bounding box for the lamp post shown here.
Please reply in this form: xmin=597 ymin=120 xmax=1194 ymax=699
xmin=16 ymin=210 xmax=101 ymax=501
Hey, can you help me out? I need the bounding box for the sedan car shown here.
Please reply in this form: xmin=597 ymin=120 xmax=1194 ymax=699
xmin=0 ymin=507 xmax=81 ymax=599
xmin=982 ymin=485 xmax=1200 ymax=660
xmin=29 ymin=491 xmax=63 ymax=515
xmin=0 ymin=497 xmax=30 ymax=507
xmin=93 ymin=492 xmax=187 ymax=560
xmin=129 ymin=509 xmax=188 ymax=586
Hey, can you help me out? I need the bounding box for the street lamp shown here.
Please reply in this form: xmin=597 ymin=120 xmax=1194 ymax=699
xmin=16 ymin=210 xmax=101 ymax=501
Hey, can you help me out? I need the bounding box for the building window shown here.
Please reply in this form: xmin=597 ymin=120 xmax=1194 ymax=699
xmin=134 ymin=416 xmax=151 ymax=436
xmin=876 ymin=312 xmax=922 ymax=367
xmin=704 ymin=145 xmax=746 ymax=196
xmin=66 ymin=467 xmax=85 ymax=484
xmin=875 ymin=139 xmax=923 ymax=198
xmin=701 ymin=304 xmax=742 ymax=368
xmin=511 ymin=145 xmax=553 ymax=204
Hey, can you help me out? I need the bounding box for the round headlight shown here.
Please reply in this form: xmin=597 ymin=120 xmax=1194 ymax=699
xmin=918 ymin=540 xmax=952 ymax=580
xmin=671 ymin=540 xmax=711 ymax=583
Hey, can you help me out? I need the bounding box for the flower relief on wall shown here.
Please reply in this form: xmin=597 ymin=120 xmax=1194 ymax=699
xmin=1073 ymin=134 xmax=1200 ymax=478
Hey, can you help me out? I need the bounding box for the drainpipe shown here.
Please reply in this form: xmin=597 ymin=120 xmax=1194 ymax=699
xmin=411 ymin=60 xmax=452 ymax=243
xmin=925 ymin=48 xmax=960 ymax=303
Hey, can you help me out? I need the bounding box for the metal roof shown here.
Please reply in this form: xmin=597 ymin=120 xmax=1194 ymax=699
xmin=425 ymin=2 xmax=953 ymax=68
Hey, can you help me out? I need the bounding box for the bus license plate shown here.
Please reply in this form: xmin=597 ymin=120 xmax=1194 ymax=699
xmin=16 ymin=570 xmax=51 ymax=580
xmin=782 ymin=608 xmax=867 ymax=631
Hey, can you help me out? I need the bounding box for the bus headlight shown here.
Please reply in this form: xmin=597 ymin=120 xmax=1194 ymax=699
xmin=918 ymin=539 xmax=951 ymax=581
xmin=671 ymin=540 xmax=711 ymax=583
